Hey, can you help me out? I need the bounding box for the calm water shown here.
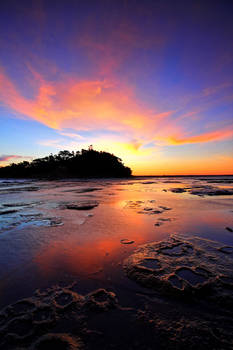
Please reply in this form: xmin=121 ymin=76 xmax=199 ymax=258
xmin=0 ymin=176 xmax=232 ymax=308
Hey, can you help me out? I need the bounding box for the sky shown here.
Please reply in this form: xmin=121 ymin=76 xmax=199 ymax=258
xmin=0 ymin=0 xmax=233 ymax=175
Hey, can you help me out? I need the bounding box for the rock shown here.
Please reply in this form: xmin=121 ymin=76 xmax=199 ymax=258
xmin=62 ymin=201 xmax=99 ymax=210
xmin=53 ymin=289 xmax=84 ymax=310
xmin=64 ymin=187 xmax=102 ymax=193
xmin=10 ymin=299 xmax=36 ymax=315
xmin=124 ymin=200 xmax=144 ymax=209
xmin=120 ymin=239 xmax=135 ymax=244
xmin=190 ymin=186 xmax=233 ymax=196
xmin=138 ymin=207 xmax=163 ymax=215
xmin=124 ymin=235 xmax=233 ymax=307
xmin=163 ymin=180 xmax=181 ymax=183
xmin=155 ymin=218 xmax=172 ymax=226
xmin=170 ymin=188 xmax=187 ymax=193
xmin=218 ymin=246 xmax=233 ymax=254
xmin=0 ymin=209 xmax=18 ymax=215
xmin=85 ymin=288 xmax=118 ymax=312
xmin=1 ymin=316 xmax=34 ymax=341
xmin=169 ymin=184 xmax=233 ymax=196
xmin=141 ymin=181 xmax=157 ymax=184
xmin=158 ymin=206 xmax=172 ymax=210
xmin=154 ymin=222 xmax=163 ymax=227
xmin=31 ymin=333 xmax=81 ymax=350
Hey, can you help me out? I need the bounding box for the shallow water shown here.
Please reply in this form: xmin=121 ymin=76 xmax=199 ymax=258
xmin=0 ymin=176 xmax=232 ymax=308
xmin=176 ymin=267 xmax=207 ymax=286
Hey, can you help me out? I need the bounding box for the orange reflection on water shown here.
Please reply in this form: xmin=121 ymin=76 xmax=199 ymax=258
xmin=33 ymin=196 xmax=157 ymax=279
xmin=32 ymin=180 xmax=233 ymax=283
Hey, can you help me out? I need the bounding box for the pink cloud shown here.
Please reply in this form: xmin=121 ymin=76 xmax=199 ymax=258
xmin=0 ymin=67 xmax=173 ymax=135
xmin=202 ymin=82 xmax=232 ymax=97
xmin=0 ymin=155 xmax=32 ymax=162
xmin=166 ymin=127 xmax=233 ymax=145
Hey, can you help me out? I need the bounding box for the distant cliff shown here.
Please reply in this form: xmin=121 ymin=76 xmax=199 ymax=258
xmin=0 ymin=148 xmax=132 ymax=178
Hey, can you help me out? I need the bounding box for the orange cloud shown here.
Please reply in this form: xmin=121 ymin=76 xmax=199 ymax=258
xmin=1 ymin=65 xmax=232 ymax=153
xmin=0 ymin=67 xmax=172 ymax=134
xmin=166 ymin=128 xmax=233 ymax=145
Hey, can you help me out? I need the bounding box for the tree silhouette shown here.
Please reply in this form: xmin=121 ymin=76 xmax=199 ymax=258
xmin=0 ymin=147 xmax=132 ymax=179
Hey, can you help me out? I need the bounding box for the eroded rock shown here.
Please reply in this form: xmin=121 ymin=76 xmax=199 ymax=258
xmin=0 ymin=209 xmax=18 ymax=215
xmin=158 ymin=206 xmax=172 ymax=211
xmin=31 ymin=333 xmax=82 ymax=350
xmin=141 ymin=181 xmax=157 ymax=184
xmin=219 ymin=246 xmax=233 ymax=254
xmin=124 ymin=200 xmax=144 ymax=209
xmin=0 ymin=278 xmax=232 ymax=349
xmin=53 ymin=289 xmax=83 ymax=310
xmin=124 ymin=235 xmax=233 ymax=307
xmin=61 ymin=201 xmax=99 ymax=210
xmin=170 ymin=188 xmax=187 ymax=193
xmin=64 ymin=187 xmax=102 ymax=193
xmin=85 ymin=288 xmax=118 ymax=312
xmin=120 ymin=239 xmax=135 ymax=245
xmin=138 ymin=207 xmax=163 ymax=215
xmin=190 ymin=185 xmax=233 ymax=196
xmin=169 ymin=185 xmax=233 ymax=197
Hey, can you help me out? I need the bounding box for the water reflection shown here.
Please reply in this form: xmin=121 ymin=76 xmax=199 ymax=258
xmin=0 ymin=177 xmax=232 ymax=307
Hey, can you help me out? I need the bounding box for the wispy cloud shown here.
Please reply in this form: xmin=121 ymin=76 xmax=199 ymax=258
xmin=58 ymin=131 xmax=85 ymax=139
xmin=1 ymin=64 xmax=233 ymax=151
xmin=202 ymin=82 xmax=232 ymax=97
xmin=0 ymin=155 xmax=32 ymax=162
xmin=0 ymin=67 xmax=173 ymax=135
xmin=165 ymin=127 xmax=233 ymax=145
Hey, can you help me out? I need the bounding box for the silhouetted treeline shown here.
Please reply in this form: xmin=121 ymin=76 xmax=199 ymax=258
xmin=0 ymin=148 xmax=132 ymax=179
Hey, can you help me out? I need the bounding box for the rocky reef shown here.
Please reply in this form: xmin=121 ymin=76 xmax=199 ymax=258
xmin=1 ymin=272 xmax=233 ymax=349
xmin=169 ymin=184 xmax=233 ymax=196
xmin=124 ymin=234 xmax=233 ymax=307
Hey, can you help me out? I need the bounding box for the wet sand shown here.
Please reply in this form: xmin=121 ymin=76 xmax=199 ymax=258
xmin=0 ymin=176 xmax=233 ymax=349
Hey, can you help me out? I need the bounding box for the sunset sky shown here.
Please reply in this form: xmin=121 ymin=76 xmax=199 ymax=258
xmin=0 ymin=0 xmax=233 ymax=175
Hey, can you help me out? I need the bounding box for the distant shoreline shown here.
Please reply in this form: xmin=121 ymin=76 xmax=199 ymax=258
xmin=0 ymin=174 xmax=232 ymax=181
xmin=132 ymin=174 xmax=233 ymax=177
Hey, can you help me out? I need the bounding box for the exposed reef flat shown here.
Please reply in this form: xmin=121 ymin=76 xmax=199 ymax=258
xmin=62 ymin=187 xmax=102 ymax=193
xmin=0 ymin=185 xmax=40 ymax=195
xmin=0 ymin=176 xmax=232 ymax=349
xmin=0 ymin=202 xmax=63 ymax=233
xmin=124 ymin=200 xmax=173 ymax=216
xmin=0 ymin=283 xmax=117 ymax=350
xmin=1 ymin=276 xmax=233 ymax=349
xmin=60 ymin=200 xmax=99 ymax=210
xmin=169 ymin=184 xmax=233 ymax=196
xmin=124 ymin=234 xmax=233 ymax=308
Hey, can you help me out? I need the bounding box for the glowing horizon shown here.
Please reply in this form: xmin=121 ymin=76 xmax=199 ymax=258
xmin=0 ymin=1 xmax=233 ymax=175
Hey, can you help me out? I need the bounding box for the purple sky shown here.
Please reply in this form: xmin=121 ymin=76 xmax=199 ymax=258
xmin=0 ymin=0 xmax=232 ymax=174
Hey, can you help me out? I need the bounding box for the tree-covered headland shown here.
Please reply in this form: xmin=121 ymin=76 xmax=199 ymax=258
xmin=0 ymin=147 xmax=132 ymax=178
